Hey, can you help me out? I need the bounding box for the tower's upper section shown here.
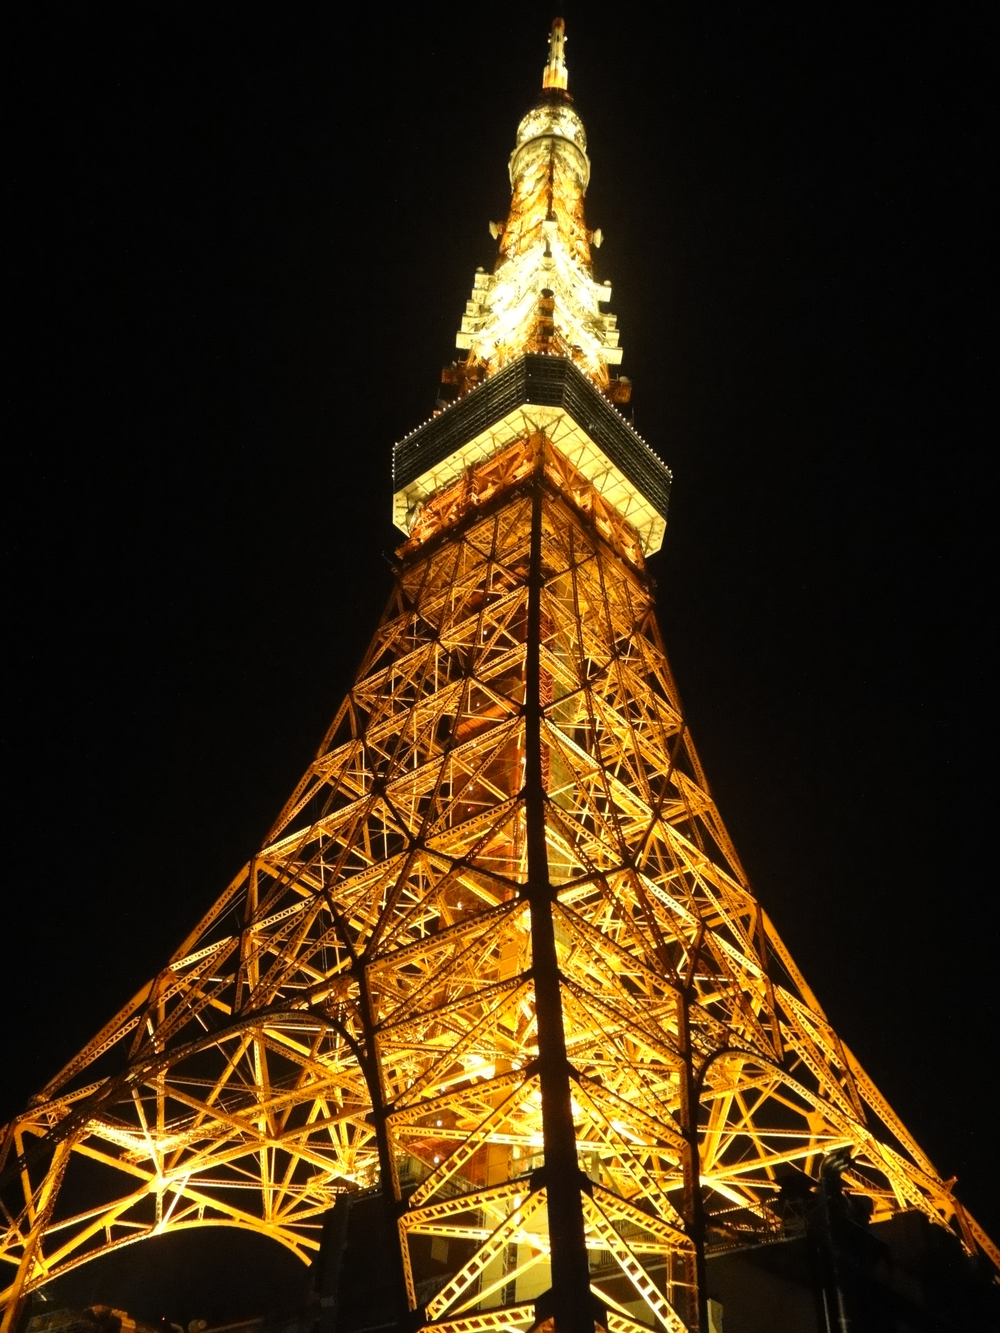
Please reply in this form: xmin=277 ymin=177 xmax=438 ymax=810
xmin=393 ymin=20 xmax=671 ymax=558
xmin=450 ymin=19 xmax=625 ymax=400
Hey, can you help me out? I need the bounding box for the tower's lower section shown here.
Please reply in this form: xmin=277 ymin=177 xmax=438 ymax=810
xmin=2 ymin=426 xmax=995 ymax=1332
xmin=314 ymin=1189 xmax=999 ymax=1333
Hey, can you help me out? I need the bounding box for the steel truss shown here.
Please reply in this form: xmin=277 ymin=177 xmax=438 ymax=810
xmin=2 ymin=436 xmax=996 ymax=1330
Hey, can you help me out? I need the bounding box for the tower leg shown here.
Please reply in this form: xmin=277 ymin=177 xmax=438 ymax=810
xmin=1 ymin=1137 xmax=73 ymax=1332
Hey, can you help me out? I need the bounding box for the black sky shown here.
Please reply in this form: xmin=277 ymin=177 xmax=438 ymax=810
xmin=4 ymin=1 xmax=996 ymax=1320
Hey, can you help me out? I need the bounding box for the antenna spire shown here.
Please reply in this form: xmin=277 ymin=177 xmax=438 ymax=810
xmin=542 ymin=17 xmax=568 ymax=91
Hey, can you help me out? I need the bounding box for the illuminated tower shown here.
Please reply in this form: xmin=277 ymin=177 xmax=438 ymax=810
xmin=2 ymin=19 xmax=996 ymax=1333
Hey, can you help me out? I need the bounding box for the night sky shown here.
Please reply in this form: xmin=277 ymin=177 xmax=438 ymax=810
xmin=5 ymin=2 xmax=995 ymax=1321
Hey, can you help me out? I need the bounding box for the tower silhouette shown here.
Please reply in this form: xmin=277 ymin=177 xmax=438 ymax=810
xmin=2 ymin=19 xmax=996 ymax=1333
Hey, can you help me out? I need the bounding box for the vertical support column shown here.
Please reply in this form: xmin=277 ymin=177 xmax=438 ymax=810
xmin=677 ymin=996 xmax=709 ymax=1333
xmin=355 ymin=960 xmax=410 ymax=1325
xmin=327 ymin=893 xmax=410 ymax=1328
xmin=523 ymin=479 xmax=594 ymax=1333
xmin=1 ymin=1137 xmax=73 ymax=1333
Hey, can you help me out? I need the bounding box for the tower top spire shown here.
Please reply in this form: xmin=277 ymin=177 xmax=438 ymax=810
xmin=542 ymin=17 xmax=568 ymax=92
xmin=446 ymin=18 xmax=628 ymax=405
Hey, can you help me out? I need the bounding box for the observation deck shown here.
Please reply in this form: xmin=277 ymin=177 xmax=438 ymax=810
xmin=392 ymin=354 xmax=672 ymax=554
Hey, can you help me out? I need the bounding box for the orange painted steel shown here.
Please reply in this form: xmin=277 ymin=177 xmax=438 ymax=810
xmin=2 ymin=442 xmax=994 ymax=1327
xmin=3 ymin=18 xmax=996 ymax=1333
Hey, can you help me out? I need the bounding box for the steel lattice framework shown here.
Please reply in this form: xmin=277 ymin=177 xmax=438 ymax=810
xmin=2 ymin=437 xmax=995 ymax=1329
xmin=3 ymin=18 xmax=996 ymax=1333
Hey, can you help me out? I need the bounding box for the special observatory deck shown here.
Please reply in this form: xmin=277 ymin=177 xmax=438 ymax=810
xmin=392 ymin=354 xmax=672 ymax=554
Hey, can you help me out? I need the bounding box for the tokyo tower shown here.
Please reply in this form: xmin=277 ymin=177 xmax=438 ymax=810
xmin=2 ymin=19 xmax=995 ymax=1333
